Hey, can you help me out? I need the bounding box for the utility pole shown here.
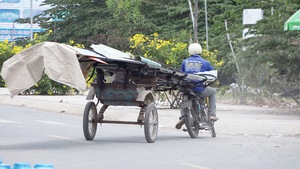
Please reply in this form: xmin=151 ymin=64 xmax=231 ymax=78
xmin=193 ymin=0 xmax=198 ymax=43
xmin=225 ymin=20 xmax=239 ymax=73
xmin=30 ymin=0 xmax=33 ymax=41
xmin=188 ymin=0 xmax=199 ymax=43
xmin=204 ymin=0 xmax=209 ymax=50
xmin=271 ymin=0 xmax=274 ymax=15
xmin=188 ymin=0 xmax=194 ymax=31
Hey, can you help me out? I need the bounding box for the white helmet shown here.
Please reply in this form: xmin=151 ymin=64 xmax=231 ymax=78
xmin=188 ymin=43 xmax=202 ymax=55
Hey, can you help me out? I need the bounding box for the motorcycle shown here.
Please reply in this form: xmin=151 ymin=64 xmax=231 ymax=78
xmin=178 ymin=71 xmax=218 ymax=138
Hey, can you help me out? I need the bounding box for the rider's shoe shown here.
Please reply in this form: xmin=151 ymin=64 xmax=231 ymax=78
xmin=175 ymin=118 xmax=185 ymax=129
xmin=209 ymin=116 xmax=219 ymax=121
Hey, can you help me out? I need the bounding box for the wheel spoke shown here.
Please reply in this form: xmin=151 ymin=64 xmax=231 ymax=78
xmin=149 ymin=110 xmax=158 ymax=135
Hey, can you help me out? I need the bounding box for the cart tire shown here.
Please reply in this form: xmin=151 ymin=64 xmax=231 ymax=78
xmin=144 ymin=103 xmax=158 ymax=143
xmin=83 ymin=101 xmax=98 ymax=140
xmin=183 ymin=107 xmax=199 ymax=138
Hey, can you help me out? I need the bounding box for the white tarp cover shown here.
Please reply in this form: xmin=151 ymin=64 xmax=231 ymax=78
xmin=91 ymin=44 xmax=149 ymax=65
xmin=91 ymin=44 xmax=131 ymax=60
xmin=0 ymin=41 xmax=87 ymax=95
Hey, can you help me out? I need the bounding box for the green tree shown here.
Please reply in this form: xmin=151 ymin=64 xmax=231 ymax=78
xmin=37 ymin=0 xmax=112 ymax=46
xmin=206 ymin=0 xmax=300 ymax=104
xmin=14 ymin=0 xmax=299 ymax=100
xmin=237 ymin=0 xmax=300 ymax=93
xmin=140 ymin=1 xmax=192 ymax=39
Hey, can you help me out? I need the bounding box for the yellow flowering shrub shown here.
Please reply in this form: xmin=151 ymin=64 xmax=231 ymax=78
xmin=130 ymin=33 xmax=188 ymax=67
xmin=0 ymin=39 xmax=24 ymax=87
xmin=68 ymin=40 xmax=85 ymax=48
xmin=75 ymin=43 xmax=85 ymax=48
xmin=130 ymin=33 xmax=224 ymax=69
xmin=12 ymin=45 xmax=23 ymax=54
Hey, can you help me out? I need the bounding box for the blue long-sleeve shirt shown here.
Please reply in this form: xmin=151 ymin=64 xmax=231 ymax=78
xmin=181 ymin=55 xmax=214 ymax=92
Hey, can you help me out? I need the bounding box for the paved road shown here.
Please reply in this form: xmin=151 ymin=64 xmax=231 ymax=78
xmin=1 ymin=104 xmax=300 ymax=169
xmin=1 ymin=88 xmax=300 ymax=168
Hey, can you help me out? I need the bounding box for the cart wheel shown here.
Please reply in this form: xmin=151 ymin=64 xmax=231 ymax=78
xmin=144 ymin=103 xmax=158 ymax=143
xmin=83 ymin=101 xmax=98 ymax=140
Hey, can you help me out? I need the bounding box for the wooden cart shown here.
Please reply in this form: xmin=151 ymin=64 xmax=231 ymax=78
xmin=81 ymin=56 xmax=186 ymax=143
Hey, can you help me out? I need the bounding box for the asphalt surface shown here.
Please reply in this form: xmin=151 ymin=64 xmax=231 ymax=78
xmin=1 ymin=105 xmax=300 ymax=169
xmin=0 ymin=88 xmax=299 ymax=137
xmin=1 ymin=88 xmax=300 ymax=169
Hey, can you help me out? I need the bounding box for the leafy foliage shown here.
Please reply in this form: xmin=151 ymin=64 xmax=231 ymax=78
xmin=130 ymin=33 xmax=188 ymax=68
xmin=22 ymin=74 xmax=79 ymax=95
xmin=37 ymin=0 xmax=113 ymax=46
xmin=130 ymin=33 xmax=223 ymax=69
xmin=0 ymin=40 xmax=22 ymax=86
xmin=5 ymin=0 xmax=300 ymax=100
xmin=237 ymin=1 xmax=300 ymax=90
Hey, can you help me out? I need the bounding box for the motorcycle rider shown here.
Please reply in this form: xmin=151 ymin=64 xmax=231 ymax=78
xmin=175 ymin=43 xmax=218 ymax=129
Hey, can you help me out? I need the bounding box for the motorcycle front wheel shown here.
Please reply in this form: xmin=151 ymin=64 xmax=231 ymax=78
xmin=182 ymin=106 xmax=199 ymax=138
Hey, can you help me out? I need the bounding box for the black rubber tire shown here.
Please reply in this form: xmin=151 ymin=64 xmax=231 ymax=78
xmin=83 ymin=101 xmax=98 ymax=141
xmin=144 ymin=103 xmax=159 ymax=143
xmin=203 ymin=104 xmax=216 ymax=138
xmin=184 ymin=107 xmax=199 ymax=138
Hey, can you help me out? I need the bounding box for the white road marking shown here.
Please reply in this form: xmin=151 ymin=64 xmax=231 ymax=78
xmin=178 ymin=163 xmax=212 ymax=169
xmin=46 ymin=135 xmax=87 ymax=143
xmin=0 ymin=119 xmax=18 ymax=123
xmin=34 ymin=120 xmax=67 ymax=125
